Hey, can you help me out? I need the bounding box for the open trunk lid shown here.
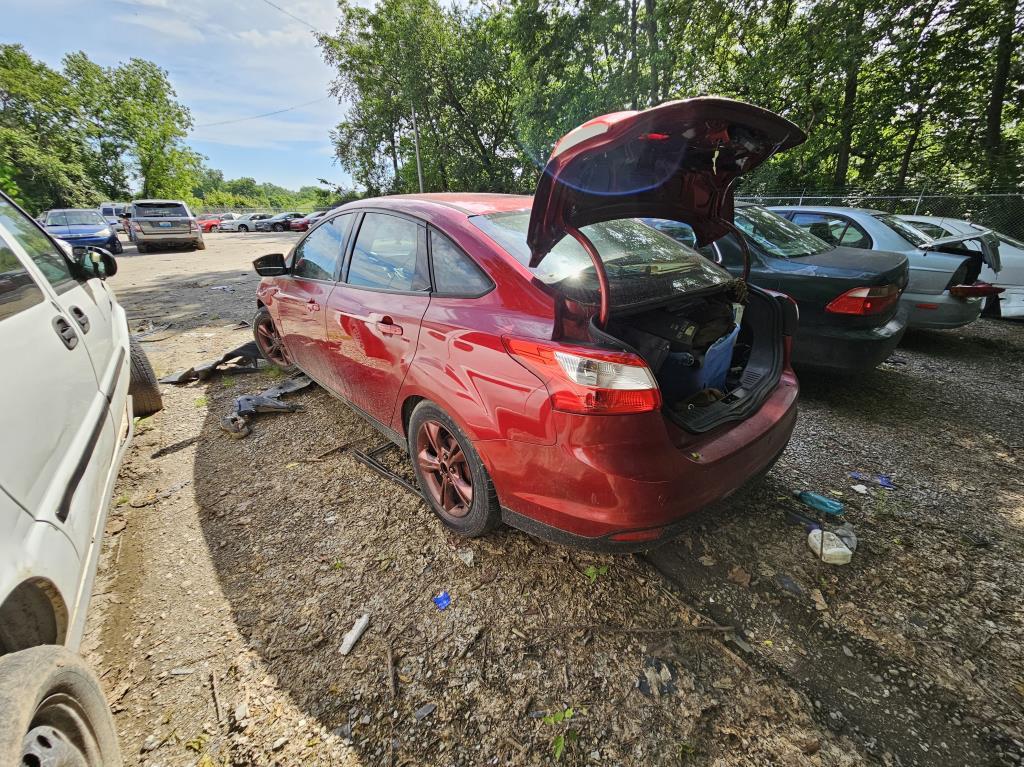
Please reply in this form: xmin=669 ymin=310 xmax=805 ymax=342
xmin=526 ymin=97 xmax=806 ymax=266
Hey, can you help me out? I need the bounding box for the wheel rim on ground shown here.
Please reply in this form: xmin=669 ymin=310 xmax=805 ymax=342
xmin=416 ymin=420 xmax=473 ymax=518
xmin=255 ymin=315 xmax=290 ymax=367
xmin=21 ymin=695 xmax=104 ymax=767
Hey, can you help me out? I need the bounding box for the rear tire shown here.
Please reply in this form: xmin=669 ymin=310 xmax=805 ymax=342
xmin=128 ymin=335 xmax=163 ymax=417
xmin=135 ymin=243 xmax=147 ymax=254
xmin=408 ymin=401 xmax=500 ymax=537
xmin=109 ymin=238 xmax=123 ymax=255
xmin=239 ymin=225 xmax=249 ymax=232
xmin=210 ymin=225 xmax=219 ymax=233
xmin=272 ymin=223 xmax=284 ymax=232
xmin=0 ymin=646 xmax=123 ymax=767
xmin=196 ymin=239 xmax=206 ymax=251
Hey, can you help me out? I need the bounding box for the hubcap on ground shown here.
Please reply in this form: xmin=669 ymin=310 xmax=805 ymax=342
xmin=416 ymin=420 xmax=473 ymax=518
xmin=255 ymin=317 xmax=290 ymax=367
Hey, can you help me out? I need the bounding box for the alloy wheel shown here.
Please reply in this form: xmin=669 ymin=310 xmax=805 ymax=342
xmin=254 ymin=315 xmax=291 ymax=367
xmin=416 ymin=420 xmax=473 ymax=518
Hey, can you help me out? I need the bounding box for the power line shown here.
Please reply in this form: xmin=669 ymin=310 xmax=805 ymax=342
xmin=193 ymin=97 xmax=332 ymax=128
xmin=258 ymin=0 xmax=321 ymax=32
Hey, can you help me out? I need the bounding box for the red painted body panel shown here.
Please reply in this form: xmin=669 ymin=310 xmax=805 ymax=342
xmin=255 ymin=194 xmax=798 ymax=548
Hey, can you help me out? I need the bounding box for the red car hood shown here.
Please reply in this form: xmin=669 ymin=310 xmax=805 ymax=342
xmin=526 ymin=97 xmax=806 ymax=266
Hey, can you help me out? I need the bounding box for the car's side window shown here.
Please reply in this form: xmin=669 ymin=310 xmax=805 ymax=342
xmin=836 ymin=218 xmax=871 ymax=248
xmin=0 ymin=198 xmax=77 ymax=294
xmin=346 ymin=213 xmax=427 ymax=292
xmin=292 ymin=214 xmax=352 ymax=281
xmin=0 ymin=239 xmax=45 ymax=322
xmin=707 ymin=233 xmax=748 ymax=270
xmin=429 ymin=230 xmax=492 ymax=296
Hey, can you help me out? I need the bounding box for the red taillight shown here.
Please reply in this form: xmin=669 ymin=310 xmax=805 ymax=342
xmin=949 ymin=282 xmax=1004 ymax=298
xmin=189 ymin=220 xmax=198 ymax=232
xmin=825 ymin=284 xmax=901 ymax=316
xmin=503 ymin=337 xmax=661 ymax=415
xmin=639 ymin=132 xmax=670 ymax=140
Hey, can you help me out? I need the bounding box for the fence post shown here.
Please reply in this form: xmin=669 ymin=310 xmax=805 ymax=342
xmin=798 ymin=188 xmax=805 ymax=205
xmin=914 ymin=185 xmax=926 ymax=215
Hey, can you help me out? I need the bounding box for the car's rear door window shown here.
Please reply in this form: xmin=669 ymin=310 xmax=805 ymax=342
xmin=292 ymin=214 xmax=352 ymax=281
xmin=0 ymin=198 xmax=76 ymax=294
xmin=429 ymin=230 xmax=492 ymax=296
xmin=346 ymin=213 xmax=428 ymax=292
xmin=791 ymin=212 xmax=871 ymax=249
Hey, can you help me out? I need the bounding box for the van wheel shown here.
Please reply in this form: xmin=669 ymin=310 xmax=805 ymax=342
xmin=253 ymin=306 xmax=295 ymax=371
xmin=408 ymin=401 xmax=500 ymax=537
xmin=128 ymin=335 xmax=163 ymax=417
xmin=0 ymin=646 xmax=123 ymax=767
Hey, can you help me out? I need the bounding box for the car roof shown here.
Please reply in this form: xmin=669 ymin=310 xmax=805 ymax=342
xmin=344 ymin=193 xmax=533 ymax=218
xmin=48 ymin=208 xmax=103 ymax=214
xmin=133 ymin=198 xmax=187 ymax=204
xmin=768 ymin=205 xmax=885 ymax=215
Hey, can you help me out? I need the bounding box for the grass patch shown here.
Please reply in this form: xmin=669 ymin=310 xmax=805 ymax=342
xmin=194 ymin=395 xmax=208 ymax=408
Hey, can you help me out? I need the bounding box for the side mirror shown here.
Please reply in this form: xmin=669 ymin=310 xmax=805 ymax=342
xmin=254 ymin=253 xmax=287 ymax=276
xmin=73 ymin=246 xmax=118 ymax=280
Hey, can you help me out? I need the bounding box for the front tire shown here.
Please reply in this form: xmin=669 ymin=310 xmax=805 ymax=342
xmin=128 ymin=335 xmax=163 ymax=417
xmin=210 ymin=225 xmax=219 ymax=233
xmin=408 ymin=401 xmax=500 ymax=537
xmin=196 ymin=239 xmax=206 ymax=251
xmin=135 ymin=243 xmax=147 ymax=254
xmin=272 ymin=223 xmax=284 ymax=232
xmin=253 ymin=306 xmax=295 ymax=371
xmin=0 ymin=646 xmax=123 ymax=767
xmin=239 ymin=225 xmax=249 ymax=232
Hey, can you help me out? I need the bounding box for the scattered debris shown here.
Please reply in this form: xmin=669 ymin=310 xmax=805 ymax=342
xmin=727 ymin=564 xmax=751 ymax=588
xmin=810 ymin=589 xmax=830 ymax=612
xmin=807 ymin=529 xmax=853 ymax=565
xmin=210 ymin=285 xmax=235 ymax=292
xmin=835 ymin=522 xmax=858 ymax=552
xmin=414 ymin=703 xmax=436 ymax=722
xmin=432 ymin=591 xmax=451 ymax=610
xmin=339 ymin=613 xmax=371 ymax=656
xmin=271 ymin=736 xmax=288 ymax=750
xmin=850 ymin=483 xmax=868 ymax=494
xmin=456 ymin=548 xmax=474 ymax=567
xmin=220 ymin=375 xmax=314 ymax=438
xmin=849 ymin=471 xmax=896 ymax=489
xmin=160 ymin=341 xmax=262 ymax=384
xmin=636 ymin=657 xmax=677 ymax=698
xmin=794 ymin=490 xmax=845 ymax=516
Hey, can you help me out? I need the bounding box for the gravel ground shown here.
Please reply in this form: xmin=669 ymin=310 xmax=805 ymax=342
xmin=84 ymin=233 xmax=1023 ymax=766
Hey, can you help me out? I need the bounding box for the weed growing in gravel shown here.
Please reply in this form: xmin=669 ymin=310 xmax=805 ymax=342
xmin=543 ymin=707 xmax=579 ymax=761
xmin=264 ymin=366 xmax=285 ymax=379
xmin=194 ymin=396 xmax=208 ymax=408
xmin=584 ymin=565 xmax=609 ymax=583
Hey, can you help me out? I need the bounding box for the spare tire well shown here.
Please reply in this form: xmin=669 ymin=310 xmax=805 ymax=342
xmin=0 ymin=580 xmax=66 ymax=655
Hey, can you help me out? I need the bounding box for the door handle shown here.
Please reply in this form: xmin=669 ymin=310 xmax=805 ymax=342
xmin=306 ymin=299 xmax=321 ymax=313
xmin=52 ymin=316 xmax=79 ymax=350
xmin=372 ymin=314 xmax=403 ymax=336
xmin=70 ymin=306 xmax=90 ymax=333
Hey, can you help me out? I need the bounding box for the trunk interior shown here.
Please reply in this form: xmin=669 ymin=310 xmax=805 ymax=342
xmin=591 ymin=286 xmax=783 ymax=433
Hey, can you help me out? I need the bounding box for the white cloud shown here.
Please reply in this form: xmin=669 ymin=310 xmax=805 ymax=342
xmin=113 ymin=14 xmax=207 ymax=43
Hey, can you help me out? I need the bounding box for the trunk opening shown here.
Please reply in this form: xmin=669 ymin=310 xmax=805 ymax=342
xmin=590 ymin=286 xmax=783 ymax=433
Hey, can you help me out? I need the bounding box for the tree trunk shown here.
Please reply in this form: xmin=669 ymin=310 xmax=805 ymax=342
xmin=629 ymin=0 xmax=639 ymax=110
xmin=833 ymin=5 xmax=866 ymax=189
xmin=984 ymin=0 xmax=1017 ymax=179
xmin=643 ymin=0 xmax=658 ymax=107
xmin=895 ymin=105 xmax=925 ymax=192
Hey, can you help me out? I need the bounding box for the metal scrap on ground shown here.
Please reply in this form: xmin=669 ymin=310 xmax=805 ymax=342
xmin=159 ymin=341 xmax=263 ymax=384
xmin=219 ymin=374 xmax=314 ymax=438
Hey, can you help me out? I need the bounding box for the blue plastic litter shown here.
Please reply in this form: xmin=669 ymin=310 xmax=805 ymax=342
xmin=877 ymin=475 xmax=896 ymax=489
xmin=848 ymin=471 xmax=896 ymax=489
xmin=432 ymin=591 xmax=451 ymax=610
xmin=658 ymin=323 xmax=740 ymax=402
xmin=794 ymin=491 xmax=845 ymax=517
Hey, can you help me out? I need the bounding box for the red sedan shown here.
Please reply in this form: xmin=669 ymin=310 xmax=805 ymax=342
xmin=251 ymin=98 xmax=802 ymax=550
xmin=197 ymin=213 xmax=236 ymax=232
xmin=289 ymin=211 xmax=326 ymax=232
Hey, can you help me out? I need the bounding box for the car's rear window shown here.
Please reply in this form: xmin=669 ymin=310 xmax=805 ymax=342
xmin=877 ymin=214 xmax=930 ymax=247
xmin=471 ymin=211 xmax=731 ymax=308
xmin=136 ymin=203 xmax=189 ymax=218
xmin=45 ymin=210 xmax=106 ymax=227
xmin=733 ymin=206 xmax=831 ymax=258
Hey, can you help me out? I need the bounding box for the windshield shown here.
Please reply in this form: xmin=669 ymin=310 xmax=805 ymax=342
xmin=472 ymin=211 xmax=732 ymax=307
xmin=733 ymin=206 xmax=831 ymax=258
xmin=877 ymin=214 xmax=930 ymax=247
xmin=135 ymin=203 xmax=189 ymax=218
xmin=45 ymin=210 xmax=107 ymax=227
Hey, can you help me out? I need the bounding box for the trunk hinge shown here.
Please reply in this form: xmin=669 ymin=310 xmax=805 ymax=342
xmin=564 ymin=223 xmax=611 ymax=329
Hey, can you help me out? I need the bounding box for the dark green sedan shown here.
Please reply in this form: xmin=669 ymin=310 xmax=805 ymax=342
xmin=644 ymin=203 xmax=910 ymax=372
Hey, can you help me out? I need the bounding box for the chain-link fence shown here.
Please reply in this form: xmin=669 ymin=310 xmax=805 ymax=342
xmin=738 ymin=191 xmax=1024 ymax=241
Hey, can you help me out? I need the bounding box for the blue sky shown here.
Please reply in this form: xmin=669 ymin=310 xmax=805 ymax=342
xmin=2 ymin=0 xmax=355 ymax=190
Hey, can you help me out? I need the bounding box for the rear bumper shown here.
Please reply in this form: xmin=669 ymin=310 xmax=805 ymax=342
xmin=903 ymin=291 xmax=981 ymax=329
xmin=792 ymin=309 xmax=907 ymax=372
xmin=477 ymin=370 xmax=799 ymax=551
xmin=136 ymin=232 xmax=202 ymax=246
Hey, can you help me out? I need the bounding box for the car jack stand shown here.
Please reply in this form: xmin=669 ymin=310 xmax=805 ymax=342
xmin=350 ymin=443 xmax=424 ymax=500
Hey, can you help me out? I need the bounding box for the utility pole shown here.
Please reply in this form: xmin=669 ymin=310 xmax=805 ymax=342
xmin=411 ymin=105 xmax=424 ymax=193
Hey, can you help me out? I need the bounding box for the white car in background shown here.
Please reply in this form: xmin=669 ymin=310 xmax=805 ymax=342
xmin=219 ymin=212 xmax=272 ymax=232
xmin=899 ymin=214 xmax=1024 ymax=318
xmin=0 ymin=191 xmax=163 ymax=765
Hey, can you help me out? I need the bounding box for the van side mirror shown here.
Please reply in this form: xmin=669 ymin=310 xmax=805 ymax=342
xmin=254 ymin=253 xmax=287 ymax=276
xmin=73 ymin=246 xmax=118 ymax=280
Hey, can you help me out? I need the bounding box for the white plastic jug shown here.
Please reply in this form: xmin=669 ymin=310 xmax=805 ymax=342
xmin=808 ymin=529 xmax=853 ymax=565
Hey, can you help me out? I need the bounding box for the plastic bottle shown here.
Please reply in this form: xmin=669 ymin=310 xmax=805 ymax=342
xmin=794 ymin=490 xmax=845 ymax=517
xmin=807 ymin=529 xmax=853 ymax=565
